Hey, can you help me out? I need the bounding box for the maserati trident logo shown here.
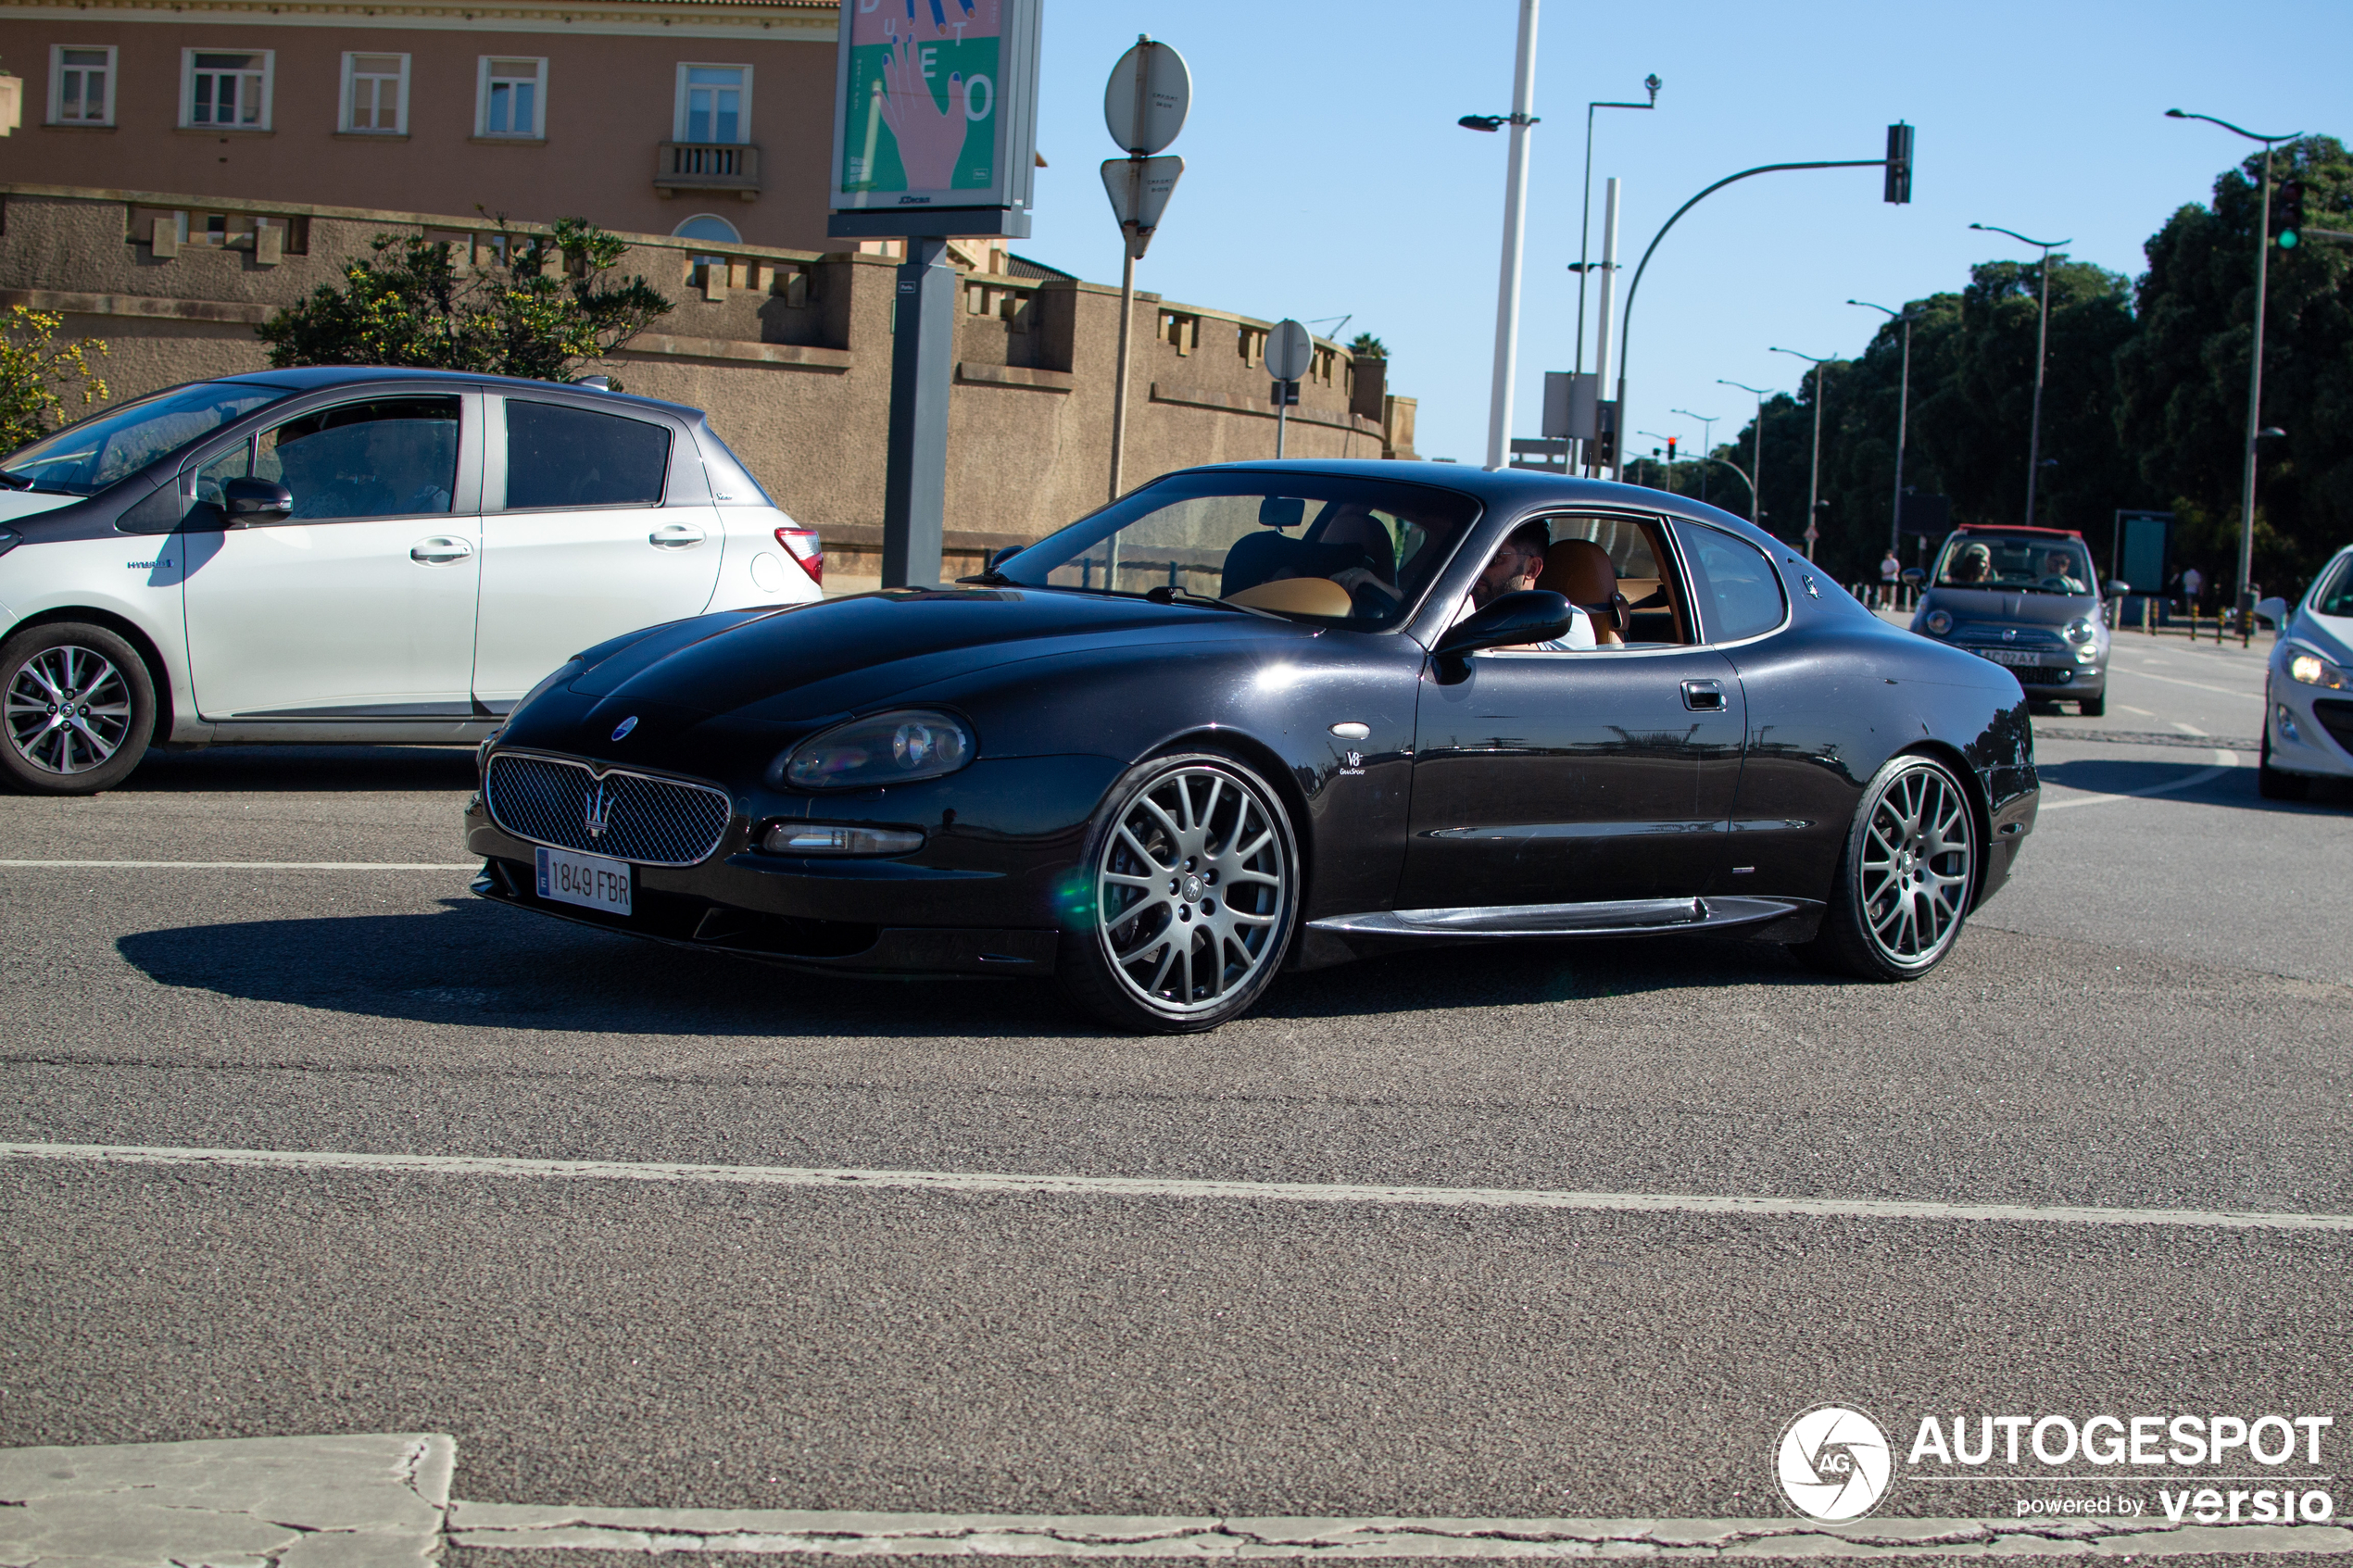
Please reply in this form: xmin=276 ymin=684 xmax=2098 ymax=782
xmin=611 ymin=715 xmax=640 ymax=741
xmin=585 ymin=781 xmax=613 ymax=841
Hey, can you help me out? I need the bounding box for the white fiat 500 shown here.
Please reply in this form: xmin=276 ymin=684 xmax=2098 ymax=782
xmin=2258 ymin=546 xmax=2353 ymax=800
xmin=0 ymin=367 xmax=823 ymax=794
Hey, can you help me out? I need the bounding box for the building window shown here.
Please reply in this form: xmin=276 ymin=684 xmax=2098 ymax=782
xmin=477 ymin=56 xmax=546 ymax=138
xmin=183 ymin=49 xmax=271 ymax=129
xmin=341 ymin=53 xmax=409 ymax=133
xmin=50 ymin=46 xmax=116 ymax=126
xmin=675 ymin=64 xmax=749 ymax=144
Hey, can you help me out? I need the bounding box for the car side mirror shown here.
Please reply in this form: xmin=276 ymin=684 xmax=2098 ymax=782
xmin=222 ymin=476 xmax=293 ymax=525
xmin=2255 ymin=596 xmax=2291 ymax=628
xmin=2104 ymin=580 xmax=2132 ymax=599
xmin=1900 ymin=567 xmax=1926 ymax=586
xmin=1432 ymin=590 xmax=1575 ymax=671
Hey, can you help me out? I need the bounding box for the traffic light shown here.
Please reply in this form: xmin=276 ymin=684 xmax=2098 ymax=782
xmin=1883 ymin=122 xmax=1914 ymax=205
xmin=1667 ymin=436 xmax=1680 ymax=461
xmin=2274 ymin=179 xmax=2306 ymax=249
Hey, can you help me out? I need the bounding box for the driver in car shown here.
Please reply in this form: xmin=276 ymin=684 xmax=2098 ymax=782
xmin=1453 ymin=522 xmax=1592 ymax=651
xmin=2043 ymin=550 xmax=2088 ymax=593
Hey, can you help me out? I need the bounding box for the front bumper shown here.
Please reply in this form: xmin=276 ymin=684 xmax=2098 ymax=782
xmin=465 ymin=752 xmax=1127 ymax=975
xmin=2267 ymin=677 xmax=2353 ymax=780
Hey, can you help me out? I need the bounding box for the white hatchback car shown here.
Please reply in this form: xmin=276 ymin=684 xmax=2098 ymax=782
xmin=2258 ymin=545 xmax=2353 ymax=800
xmin=0 ymin=368 xmax=823 ymax=794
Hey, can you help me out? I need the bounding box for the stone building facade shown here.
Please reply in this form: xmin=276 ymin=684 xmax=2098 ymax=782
xmin=0 ymin=182 xmax=1417 ymax=586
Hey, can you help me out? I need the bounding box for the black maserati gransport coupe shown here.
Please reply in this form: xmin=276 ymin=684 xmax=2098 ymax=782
xmin=466 ymin=462 xmax=2038 ymax=1032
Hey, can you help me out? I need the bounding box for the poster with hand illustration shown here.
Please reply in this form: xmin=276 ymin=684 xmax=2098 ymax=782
xmin=831 ymin=0 xmax=1038 ymax=215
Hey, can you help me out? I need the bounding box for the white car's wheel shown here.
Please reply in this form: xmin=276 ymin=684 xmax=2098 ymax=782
xmin=0 ymin=621 xmax=156 ymax=795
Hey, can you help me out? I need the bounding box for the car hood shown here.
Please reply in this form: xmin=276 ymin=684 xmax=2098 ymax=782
xmin=0 ymin=491 xmax=82 ymax=525
xmin=567 ymin=586 xmax=1290 ymax=721
xmin=1918 ymin=584 xmax=2096 ymax=629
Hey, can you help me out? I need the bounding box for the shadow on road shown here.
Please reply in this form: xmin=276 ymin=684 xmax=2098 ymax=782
xmin=124 ymin=746 xmax=478 ymax=794
xmin=114 ymin=897 xmax=1821 ymax=1040
xmin=2038 ymin=756 xmax=2351 ymax=810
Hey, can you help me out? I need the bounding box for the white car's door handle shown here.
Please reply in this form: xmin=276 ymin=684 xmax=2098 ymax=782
xmin=649 ymin=524 xmax=707 ymax=549
xmin=409 ymin=537 xmax=474 ymax=565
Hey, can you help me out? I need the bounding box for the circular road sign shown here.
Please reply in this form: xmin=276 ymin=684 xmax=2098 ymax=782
xmin=1266 ymin=320 xmax=1314 ymax=383
xmin=1104 ymin=38 xmax=1191 ymax=157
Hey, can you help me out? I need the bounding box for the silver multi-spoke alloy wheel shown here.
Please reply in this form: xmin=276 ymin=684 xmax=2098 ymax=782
xmin=1856 ymin=757 xmax=1976 ymax=971
xmin=1090 ymin=759 xmax=1294 ymax=1022
xmin=6 ymin=642 xmax=133 ymax=775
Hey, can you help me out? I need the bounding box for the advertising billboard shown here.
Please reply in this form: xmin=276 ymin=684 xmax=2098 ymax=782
xmin=829 ymin=0 xmax=1039 ymax=237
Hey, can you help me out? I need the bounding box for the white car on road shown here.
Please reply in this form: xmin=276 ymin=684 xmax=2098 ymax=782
xmin=2259 ymin=546 xmax=2353 ymax=800
xmin=0 ymin=368 xmax=822 ymax=794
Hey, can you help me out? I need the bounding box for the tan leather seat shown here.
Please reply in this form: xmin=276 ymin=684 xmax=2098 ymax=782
xmin=1535 ymin=538 xmax=1624 ymax=646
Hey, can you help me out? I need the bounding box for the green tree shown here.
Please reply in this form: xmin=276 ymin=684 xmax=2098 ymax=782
xmin=2117 ymin=135 xmax=2353 ymax=594
xmin=1347 ymin=331 xmax=1387 ymax=361
xmin=258 ymin=216 xmax=672 ymax=383
xmin=0 ymin=306 xmax=108 ymax=453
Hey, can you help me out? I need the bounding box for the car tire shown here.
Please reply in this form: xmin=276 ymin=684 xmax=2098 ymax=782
xmin=0 ymin=621 xmax=157 ymax=796
xmin=2259 ymin=731 xmax=2309 ymax=802
xmin=1057 ymin=750 xmax=1300 ymax=1035
xmin=1793 ymin=752 xmax=1978 ymax=983
xmin=2078 ymin=695 xmax=2105 ymax=717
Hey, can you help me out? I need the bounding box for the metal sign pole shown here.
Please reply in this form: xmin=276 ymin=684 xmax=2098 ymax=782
xmin=1109 ymin=224 xmax=1138 ymax=501
xmin=1099 ymin=37 xmax=1190 ymax=507
xmin=881 ymin=237 xmax=957 ymax=588
xmin=1277 ymin=391 xmax=1289 ymax=458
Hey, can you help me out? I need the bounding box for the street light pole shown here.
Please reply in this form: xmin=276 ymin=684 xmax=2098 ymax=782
xmin=1671 ymin=408 xmax=1717 ymax=505
xmin=1610 ymin=149 xmax=1900 ymax=485
xmin=2168 ymin=108 xmax=2302 ymax=623
xmin=1849 ymin=299 xmax=1914 ymax=560
xmin=1770 ymin=347 xmax=1833 ymax=560
xmin=1476 ymin=0 xmax=1540 ymax=472
xmin=1718 ymin=379 xmax=1769 ymax=526
xmin=1570 ymin=75 xmax=1660 ymax=383
xmin=1969 ymin=223 xmax=2070 ymax=527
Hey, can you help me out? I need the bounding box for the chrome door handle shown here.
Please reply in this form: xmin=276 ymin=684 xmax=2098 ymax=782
xmin=1680 ymin=679 xmax=1727 ymax=711
xmin=648 ymin=524 xmax=707 ymax=549
xmin=409 ymin=537 xmax=473 ymax=565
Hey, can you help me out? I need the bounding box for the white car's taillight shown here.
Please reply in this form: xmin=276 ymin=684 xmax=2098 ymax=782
xmin=774 ymin=524 xmax=823 ymax=586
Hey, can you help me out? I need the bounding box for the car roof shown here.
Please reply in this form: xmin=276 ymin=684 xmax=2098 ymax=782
xmin=1954 ymin=523 xmax=2083 ymax=540
xmin=220 ymin=366 xmax=707 ymax=422
xmin=1176 ymin=458 xmax=1786 ymax=552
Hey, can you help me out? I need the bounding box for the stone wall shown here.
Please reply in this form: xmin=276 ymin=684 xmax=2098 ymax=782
xmin=0 ymin=183 xmax=1418 ymax=587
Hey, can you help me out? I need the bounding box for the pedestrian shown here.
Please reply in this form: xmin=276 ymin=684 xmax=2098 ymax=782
xmin=2182 ymin=563 xmax=2205 ymax=615
xmin=1879 ymin=548 xmax=1901 ymax=610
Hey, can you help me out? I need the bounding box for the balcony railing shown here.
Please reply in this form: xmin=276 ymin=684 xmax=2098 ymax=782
xmin=654 ymin=142 xmax=761 ymax=200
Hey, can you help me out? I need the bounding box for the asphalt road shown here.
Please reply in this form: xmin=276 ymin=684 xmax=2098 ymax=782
xmin=4 ymin=628 xmax=2350 ymax=1537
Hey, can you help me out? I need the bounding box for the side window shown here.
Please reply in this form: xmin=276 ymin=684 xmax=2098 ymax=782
xmin=1533 ymin=513 xmax=1695 ymax=646
xmin=193 ymin=441 xmax=252 ymax=509
xmin=503 ymin=401 xmax=671 ymax=509
xmin=1678 ymin=521 xmax=1787 ymax=643
xmin=254 ymin=398 xmax=459 ymax=521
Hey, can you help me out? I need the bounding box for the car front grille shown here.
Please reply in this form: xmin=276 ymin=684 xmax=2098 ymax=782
xmin=485 ymin=751 xmax=734 ymax=866
xmin=2313 ymin=698 xmax=2353 ymax=756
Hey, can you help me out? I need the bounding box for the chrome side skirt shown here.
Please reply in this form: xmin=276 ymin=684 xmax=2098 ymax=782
xmin=1308 ymin=896 xmax=1811 ymax=940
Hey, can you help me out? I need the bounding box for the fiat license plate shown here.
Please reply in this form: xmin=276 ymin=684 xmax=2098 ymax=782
xmin=535 ymin=845 xmax=632 ymax=916
xmin=1974 ymin=647 xmax=2044 ymax=667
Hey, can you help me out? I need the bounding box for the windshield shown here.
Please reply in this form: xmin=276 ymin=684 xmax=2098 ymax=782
xmin=995 ymin=471 xmax=1482 ymax=630
xmin=1933 ymin=533 xmax=2095 ymax=594
xmin=0 ymin=381 xmax=285 ymax=495
xmin=2312 ymin=555 xmax=2353 ymax=619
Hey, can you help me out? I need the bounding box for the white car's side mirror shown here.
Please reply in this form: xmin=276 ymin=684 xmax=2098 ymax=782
xmin=2255 ymin=596 xmax=2291 ymax=628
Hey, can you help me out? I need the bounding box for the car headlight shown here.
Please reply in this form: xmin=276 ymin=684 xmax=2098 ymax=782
xmin=1923 ymin=608 xmax=1953 ymax=635
xmin=2286 ymin=648 xmax=2348 ymax=690
xmin=2064 ymin=617 xmax=2096 ymax=645
xmin=783 ymin=709 xmax=975 ymax=790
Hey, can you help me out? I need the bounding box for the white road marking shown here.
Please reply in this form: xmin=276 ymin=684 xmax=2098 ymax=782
xmin=0 ymin=860 xmax=476 ymax=871
xmin=2040 ymin=750 xmax=2241 ymax=812
xmin=6 ymin=1142 xmax=2351 ymax=1233
xmin=447 ymin=1503 xmax=2353 ymax=1558
xmin=2115 ymin=668 xmax=2263 ymax=700
xmin=2171 ymin=721 xmax=2208 ymax=736
xmin=2120 ymin=704 xmax=2158 ymax=717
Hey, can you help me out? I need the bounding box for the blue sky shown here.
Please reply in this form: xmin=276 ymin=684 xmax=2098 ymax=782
xmin=1012 ymin=0 xmax=2352 ymax=471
